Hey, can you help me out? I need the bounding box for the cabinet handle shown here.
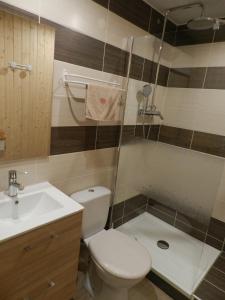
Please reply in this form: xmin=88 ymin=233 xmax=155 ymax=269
xmin=23 ymin=281 xmax=56 ymax=300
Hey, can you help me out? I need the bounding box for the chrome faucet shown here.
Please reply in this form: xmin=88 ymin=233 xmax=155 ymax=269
xmin=8 ymin=170 xmax=27 ymax=197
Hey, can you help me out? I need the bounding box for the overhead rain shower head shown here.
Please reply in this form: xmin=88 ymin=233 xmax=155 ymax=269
xmin=165 ymin=2 xmax=225 ymax=31
xmin=187 ymin=17 xmax=225 ymax=31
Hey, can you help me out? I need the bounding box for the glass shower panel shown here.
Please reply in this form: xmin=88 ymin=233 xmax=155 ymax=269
xmin=113 ymin=35 xmax=222 ymax=298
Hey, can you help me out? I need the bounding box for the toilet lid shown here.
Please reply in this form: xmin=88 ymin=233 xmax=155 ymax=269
xmin=89 ymin=229 xmax=151 ymax=280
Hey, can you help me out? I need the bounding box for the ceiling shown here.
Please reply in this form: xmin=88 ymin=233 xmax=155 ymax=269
xmin=144 ymin=0 xmax=225 ymax=25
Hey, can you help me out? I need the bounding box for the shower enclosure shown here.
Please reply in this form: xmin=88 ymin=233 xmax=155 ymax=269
xmin=111 ymin=4 xmax=224 ymax=299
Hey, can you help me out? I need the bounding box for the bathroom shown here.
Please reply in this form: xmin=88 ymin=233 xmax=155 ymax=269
xmin=0 ymin=0 xmax=225 ymax=299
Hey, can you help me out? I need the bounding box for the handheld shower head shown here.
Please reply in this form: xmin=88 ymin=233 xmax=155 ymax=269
xmin=136 ymin=84 xmax=152 ymax=103
xmin=142 ymin=84 xmax=152 ymax=97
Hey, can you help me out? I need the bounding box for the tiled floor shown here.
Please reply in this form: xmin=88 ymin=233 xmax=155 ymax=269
xmin=75 ymin=272 xmax=173 ymax=300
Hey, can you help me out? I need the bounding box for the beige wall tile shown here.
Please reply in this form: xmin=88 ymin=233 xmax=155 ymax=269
xmin=0 ymin=148 xmax=116 ymax=194
xmin=164 ymin=88 xmax=225 ymax=135
xmin=0 ymin=0 xmax=41 ymax=15
xmin=41 ymin=0 xmax=108 ymax=41
xmin=106 ymin=11 xmax=147 ymax=51
xmin=170 ymin=43 xmax=213 ymax=68
xmin=208 ymin=41 xmax=225 ymax=67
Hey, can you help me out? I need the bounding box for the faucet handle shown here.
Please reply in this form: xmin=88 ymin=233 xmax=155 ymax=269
xmin=8 ymin=170 xmax=17 ymax=183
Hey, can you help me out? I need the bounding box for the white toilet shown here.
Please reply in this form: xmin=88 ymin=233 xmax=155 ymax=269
xmin=71 ymin=186 xmax=152 ymax=300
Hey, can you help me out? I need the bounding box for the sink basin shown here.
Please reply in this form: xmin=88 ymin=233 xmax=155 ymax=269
xmin=0 ymin=182 xmax=83 ymax=242
xmin=0 ymin=192 xmax=63 ymax=224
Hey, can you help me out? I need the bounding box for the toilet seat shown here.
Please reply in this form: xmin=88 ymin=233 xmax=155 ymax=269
xmin=88 ymin=229 xmax=151 ymax=280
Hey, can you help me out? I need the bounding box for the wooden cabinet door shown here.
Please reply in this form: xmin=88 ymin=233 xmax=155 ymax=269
xmin=0 ymin=11 xmax=55 ymax=161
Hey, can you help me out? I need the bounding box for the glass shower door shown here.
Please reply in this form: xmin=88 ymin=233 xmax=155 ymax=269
xmin=112 ymin=35 xmax=221 ymax=298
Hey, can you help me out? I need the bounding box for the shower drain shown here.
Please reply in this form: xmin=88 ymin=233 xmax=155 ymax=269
xmin=157 ymin=240 xmax=169 ymax=250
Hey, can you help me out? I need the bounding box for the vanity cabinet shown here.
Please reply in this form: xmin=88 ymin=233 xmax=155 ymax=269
xmin=0 ymin=212 xmax=82 ymax=300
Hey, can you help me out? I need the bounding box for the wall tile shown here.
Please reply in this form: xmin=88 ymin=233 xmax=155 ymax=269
xmin=148 ymin=198 xmax=176 ymax=218
xmin=130 ymin=54 xmax=144 ymax=80
xmin=205 ymin=235 xmax=224 ymax=250
xmin=159 ymin=125 xmax=193 ymax=148
xmin=55 ymin=25 xmax=104 ymax=70
xmin=50 ymin=126 xmax=97 ymax=155
xmin=195 ymin=280 xmax=225 ymax=300
xmin=158 ymin=65 xmax=170 ymax=87
xmin=111 ymin=201 xmax=124 ymax=221
xmin=176 ymin=212 xmax=208 ymax=233
xmin=204 ymin=67 xmax=225 ymax=90
xmin=149 ymin=9 xmax=177 ymax=45
xmin=214 ymin=255 xmax=225 ymax=273
xmin=92 ymin=0 xmax=109 ymax=9
xmin=191 ymin=131 xmax=225 ymax=157
xmin=174 ymin=220 xmax=206 ymax=242
xmin=208 ymin=217 xmax=225 ymax=241
xmin=103 ymin=44 xmax=128 ymax=76
xmin=135 ymin=125 xmax=150 ymax=139
xmin=96 ymin=125 xmax=121 ymax=149
xmin=147 ymin=206 xmax=175 ymax=225
xmin=122 ymin=125 xmax=135 ymax=144
xmin=214 ymin=26 xmax=225 ymax=43
xmin=149 ymin=8 xmax=164 ymax=37
xmin=142 ymin=60 xmax=169 ymax=87
xmin=124 ymin=194 xmax=147 ymax=216
xmin=176 ymin=27 xmax=214 ymax=46
xmin=168 ymin=68 xmax=206 ymax=88
xmin=123 ymin=205 xmax=146 ymax=223
xmin=206 ymin=267 xmax=225 ymax=292
xmin=148 ymin=125 xmax=160 ymax=141
xmin=142 ymin=59 xmax=156 ymax=83
xmin=106 ymin=10 xmax=147 ymax=51
xmin=109 ymin=0 xmax=151 ymax=32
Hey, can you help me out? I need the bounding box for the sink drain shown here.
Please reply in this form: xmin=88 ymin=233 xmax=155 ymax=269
xmin=157 ymin=240 xmax=169 ymax=250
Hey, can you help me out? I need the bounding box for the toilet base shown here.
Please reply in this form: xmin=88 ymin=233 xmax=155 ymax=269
xmin=96 ymin=282 xmax=128 ymax=300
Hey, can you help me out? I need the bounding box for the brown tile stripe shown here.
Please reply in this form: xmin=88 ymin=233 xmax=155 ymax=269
xmin=168 ymin=67 xmax=225 ymax=90
xmin=159 ymin=125 xmax=193 ymax=149
xmin=55 ymin=25 xmax=105 ymax=71
xmin=51 ymin=125 xmax=225 ymax=159
xmin=109 ymin=0 xmax=152 ymax=32
xmin=111 ymin=194 xmax=148 ymax=228
xmin=136 ymin=124 xmax=225 ymax=158
xmin=195 ymin=252 xmax=225 ymax=300
xmin=50 ymin=126 xmax=121 ymax=155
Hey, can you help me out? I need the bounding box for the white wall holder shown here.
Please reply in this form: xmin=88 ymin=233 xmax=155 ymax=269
xmin=8 ymin=61 xmax=32 ymax=72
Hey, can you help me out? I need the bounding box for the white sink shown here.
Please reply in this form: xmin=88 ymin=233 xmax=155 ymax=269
xmin=0 ymin=182 xmax=83 ymax=242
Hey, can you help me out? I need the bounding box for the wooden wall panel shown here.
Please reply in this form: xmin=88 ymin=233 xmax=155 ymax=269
xmin=0 ymin=11 xmax=55 ymax=161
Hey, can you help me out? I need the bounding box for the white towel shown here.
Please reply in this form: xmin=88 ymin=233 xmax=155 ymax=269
xmin=86 ymin=84 xmax=123 ymax=122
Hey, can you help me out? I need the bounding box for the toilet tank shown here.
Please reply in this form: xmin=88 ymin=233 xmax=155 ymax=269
xmin=71 ymin=186 xmax=111 ymax=239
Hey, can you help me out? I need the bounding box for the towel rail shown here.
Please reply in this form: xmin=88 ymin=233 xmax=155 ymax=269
xmin=63 ymin=70 xmax=122 ymax=88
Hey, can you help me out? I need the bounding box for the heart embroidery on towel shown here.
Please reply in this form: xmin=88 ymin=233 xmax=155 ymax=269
xmin=100 ymin=98 xmax=107 ymax=104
